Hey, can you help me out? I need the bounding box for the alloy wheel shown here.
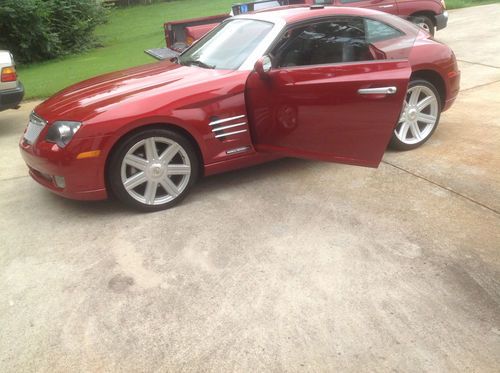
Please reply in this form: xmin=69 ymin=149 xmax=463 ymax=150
xmin=395 ymin=85 xmax=439 ymax=145
xmin=120 ymin=137 xmax=192 ymax=206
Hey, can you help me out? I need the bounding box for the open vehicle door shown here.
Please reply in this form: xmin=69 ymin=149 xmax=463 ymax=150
xmin=246 ymin=15 xmax=418 ymax=167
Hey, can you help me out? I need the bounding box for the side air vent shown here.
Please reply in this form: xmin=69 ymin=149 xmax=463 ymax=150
xmin=209 ymin=114 xmax=248 ymax=140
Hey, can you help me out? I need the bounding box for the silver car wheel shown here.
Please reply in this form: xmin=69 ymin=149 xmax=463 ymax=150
xmin=120 ymin=137 xmax=192 ymax=206
xmin=395 ymin=85 xmax=439 ymax=145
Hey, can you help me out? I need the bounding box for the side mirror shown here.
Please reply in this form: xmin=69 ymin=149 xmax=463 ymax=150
xmin=254 ymin=55 xmax=272 ymax=79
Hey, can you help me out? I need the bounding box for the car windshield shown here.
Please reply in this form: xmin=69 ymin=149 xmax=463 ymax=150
xmin=178 ymin=19 xmax=274 ymax=70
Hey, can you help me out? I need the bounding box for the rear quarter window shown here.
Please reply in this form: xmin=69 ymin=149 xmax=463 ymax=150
xmin=365 ymin=18 xmax=404 ymax=43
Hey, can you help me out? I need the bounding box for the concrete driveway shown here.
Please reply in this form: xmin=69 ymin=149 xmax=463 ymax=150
xmin=1 ymin=4 xmax=499 ymax=372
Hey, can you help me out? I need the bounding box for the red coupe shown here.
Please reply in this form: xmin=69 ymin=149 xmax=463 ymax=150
xmin=20 ymin=5 xmax=460 ymax=211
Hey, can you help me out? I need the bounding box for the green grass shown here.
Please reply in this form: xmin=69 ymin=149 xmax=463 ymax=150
xmin=446 ymin=0 xmax=500 ymax=9
xmin=18 ymin=0 xmax=233 ymax=99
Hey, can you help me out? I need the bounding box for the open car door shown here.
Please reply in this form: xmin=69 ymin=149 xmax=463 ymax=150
xmin=246 ymin=15 xmax=418 ymax=167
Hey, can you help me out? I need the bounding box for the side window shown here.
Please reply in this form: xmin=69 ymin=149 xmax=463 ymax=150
xmin=272 ymin=17 xmax=378 ymax=68
xmin=365 ymin=18 xmax=403 ymax=43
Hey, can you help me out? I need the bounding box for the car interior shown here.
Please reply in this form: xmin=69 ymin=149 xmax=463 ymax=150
xmin=272 ymin=17 xmax=381 ymax=67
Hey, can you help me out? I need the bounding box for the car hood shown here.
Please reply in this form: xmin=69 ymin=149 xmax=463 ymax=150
xmin=35 ymin=61 xmax=240 ymax=123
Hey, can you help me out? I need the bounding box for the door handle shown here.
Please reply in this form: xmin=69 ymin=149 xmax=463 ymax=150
xmin=358 ymin=86 xmax=397 ymax=95
xmin=379 ymin=4 xmax=394 ymax=8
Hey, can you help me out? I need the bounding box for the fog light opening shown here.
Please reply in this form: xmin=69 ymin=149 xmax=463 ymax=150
xmin=53 ymin=176 xmax=66 ymax=189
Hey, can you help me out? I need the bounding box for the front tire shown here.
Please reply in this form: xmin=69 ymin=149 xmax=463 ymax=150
xmin=389 ymin=79 xmax=441 ymax=151
xmin=412 ymin=15 xmax=435 ymax=36
xmin=108 ymin=128 xmax=199 ymax=212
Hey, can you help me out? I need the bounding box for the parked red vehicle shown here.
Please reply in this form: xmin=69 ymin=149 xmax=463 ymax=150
xmin=20 ymin=5 xmax=459 ymax=211
xmin=162 ymin=0 xmax=448 ymax=56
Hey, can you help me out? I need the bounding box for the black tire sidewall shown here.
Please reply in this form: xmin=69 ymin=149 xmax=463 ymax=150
xmin=389 ymin=79 xmax=442 ymax=151
xmin=108 ymin=128 xmax=200 ymax=212
xmin=414 ymin=16 xmax=435 ymax=36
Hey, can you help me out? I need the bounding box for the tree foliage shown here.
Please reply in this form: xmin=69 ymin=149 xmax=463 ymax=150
xmin=0 ymin=0 xmax=108 ymax=64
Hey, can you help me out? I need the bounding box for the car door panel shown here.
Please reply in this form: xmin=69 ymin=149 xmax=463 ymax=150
xmin=246 ymin=60 xmax=411 ymax=167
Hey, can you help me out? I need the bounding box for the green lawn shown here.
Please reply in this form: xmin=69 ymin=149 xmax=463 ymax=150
xmin=446 ymin=0 xmax=500 ymax=9
xmin=19 ymin=0 xmax=499 ymax=99
xmin=18 ymin=0 xmax=233 ymax=99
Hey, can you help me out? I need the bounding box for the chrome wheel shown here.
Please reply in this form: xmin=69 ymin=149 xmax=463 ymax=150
xmin=120 ymin=137 xmax=192 ymax=206
xmin=395 ymin=84 xmax=439 ymax=146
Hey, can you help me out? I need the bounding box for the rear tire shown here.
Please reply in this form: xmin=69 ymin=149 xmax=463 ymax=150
xmin=389 ymin=79 xmax=441 ymax=151
xmin=108 ymin=128 xmax=199 ymax=212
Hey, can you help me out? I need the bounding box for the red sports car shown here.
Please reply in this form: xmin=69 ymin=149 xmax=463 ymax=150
xmin=20 ymin=5 xmax=460 ymax=211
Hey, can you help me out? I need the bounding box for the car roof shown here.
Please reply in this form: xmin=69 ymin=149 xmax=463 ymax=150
xmin=235 ymin=5 xmax=416 ymax=33
xmin=239 ymin=5 xmax=378 ymax=21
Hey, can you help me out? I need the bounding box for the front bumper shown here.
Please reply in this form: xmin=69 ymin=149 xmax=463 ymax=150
xmin=19 ymin=135 xmax=110 ymax=201
xmin=435 ymin=11 xmax=448 ymax=31
xmin=0 ymin=81 xmax=24 ymax=111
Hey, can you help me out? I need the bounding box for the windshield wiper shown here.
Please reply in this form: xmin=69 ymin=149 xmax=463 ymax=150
xmin=182 ymin=59 xmax=215 ymax=69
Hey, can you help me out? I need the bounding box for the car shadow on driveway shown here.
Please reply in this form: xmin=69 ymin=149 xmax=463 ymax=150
xmin=41 ymin=191 xmax=131 ymax=215
xmin=38 ymin=157 xmax=323 ymax=215
xmin=195 ymin=157 xmax=314 ymax=192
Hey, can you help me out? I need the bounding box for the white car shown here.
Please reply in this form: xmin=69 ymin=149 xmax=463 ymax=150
xmin=0 ymin=50 xmax=24 ymax=112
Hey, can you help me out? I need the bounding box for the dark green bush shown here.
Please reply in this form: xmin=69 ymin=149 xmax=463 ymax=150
xmin=48 ymin=0 xmax=108 ymax=53
xmin=0 ymin=0 xmax=107 ymax=64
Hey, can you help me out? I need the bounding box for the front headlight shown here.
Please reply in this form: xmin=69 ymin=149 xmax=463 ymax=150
xmin=45 ymin=121 xmax=82 ymax=148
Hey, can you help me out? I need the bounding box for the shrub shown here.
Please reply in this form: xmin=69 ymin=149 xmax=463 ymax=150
xmin=0 ymin=0 xmax=57 ymax=63
xmin=0 ymin=0 xmax=107 ymax=64
xmin=47 ymin=0 xmax=108 ymax=53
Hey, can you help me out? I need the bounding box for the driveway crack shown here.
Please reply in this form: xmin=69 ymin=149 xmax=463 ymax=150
xmin=382 ymin=160 xmax=500 ymax=216
xmin=0 ymin=175 xmax=29 ymax=182
xmin=461 ymin=78 xmax=500 ymax=93
xmin=457 ymin=59 xmax=500 ymax=69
